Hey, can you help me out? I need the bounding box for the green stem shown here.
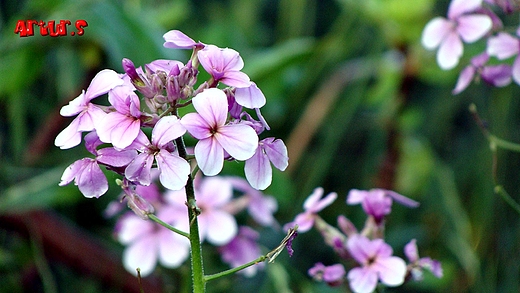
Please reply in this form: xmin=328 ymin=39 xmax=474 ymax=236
xmin=494 ymin=185 xmax=520 ymax=215
xmin=175 ymin=132 xmax=205 ymax=293
xmin=204 ymin=255 xmax=267 ymax=282
xmin=148 ymin=214 xmax=189 ymax=238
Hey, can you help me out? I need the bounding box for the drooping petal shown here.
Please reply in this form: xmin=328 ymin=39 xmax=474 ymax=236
xmin=59 ymin=158 xmax=89 ymax=186
xmin=151 ymin=116 xmax=186 ymax=148
xmin=163 ymin=30 xmax=197 ymax=49
xmin=457 ymin=14 xmax=492 ymax=43
xmin=373 ymin=256 xmax=407 ymax=286
xmin=54 ymin=118 xmax=83 ymax=149
xmin=452 ymin=65 xmax=476 ymax=94
xmin=192 ymin=88 xmax=228 ymax=128
xmin=84 ymin=69 xmax=125 ymax=102
xmin=448 ymin=0 xmax=483 ymax=19
xmin=234 ymin=83 xmax=266 ymax=108
xmin=421 ymin=17 xmax=452 ymax=49
xmin=156 ymin=150 xmax=190 ymax=190
xmin=195 ymin=138 xmax=224 ymax=176
xmin=404 ymin=239 xmax=419 ymax=262
xmin=214 ymin=124 xmax=258 ymax=160
xmin=125 ymin=153 xmax=154 ymax=186
xmin=59 ymin=91 xmax=87 ymax=116
xmin=122 ymin=237 xmax=158 ymax=276
xmin=96 ymin=147 xmax=137 ymax=167
xmin=245 ymin=146 xmax=272 ymax=190
xmin=220 ymin=71 xmax=251 ymax=88
xmin=487 ymin=32 xmax=520 ymax=59
xmin=204 ymin=209 xmax=238 ymax=245
xmin=181 ymin=113 xmax=213 ymax=140
xmin=347 ymin=267 xmax=378 ymax=293
xmin=75 ymin=159 xmax=108 ymax=198
xmin=385 ymin=190 xmax=420 ymax=208
xmin=263 ymin=138 xmax=289 ymax=171
xmin=437 ymin=31 xmax=463 ymax=70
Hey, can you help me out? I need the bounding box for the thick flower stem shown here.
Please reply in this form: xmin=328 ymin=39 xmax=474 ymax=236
xmin=175 ymin=132 xmax=205 ymax=293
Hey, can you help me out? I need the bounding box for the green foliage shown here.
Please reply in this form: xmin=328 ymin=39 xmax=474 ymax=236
xmin=1 ymin=0 xmax=519 ymax=292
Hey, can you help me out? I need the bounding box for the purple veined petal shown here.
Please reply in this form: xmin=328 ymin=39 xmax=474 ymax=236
xmin=220 ymin=71 xmax=252 ymax=88
xmin=84 ymin=131 xmax=103 ymax=155
xmin=220 ymin=47 xmax=245 ymax=71
xmin=452 ymin=65 xmax=476 ymax=94
xmin=235 ymin=83 xmax=266 ymax=109
xmin=54 ymin=118 xmax=82 ymax=149
xmin=146 ymin=59 xmax=184 ymax=73
xmin=404 ymin=239 xmax=419 ymax=262
xmin=122 ymin=236 xmax=158 ymax=277
xmin=156 ymin=150 xmax=190 ymax=190
xmin=126 ymin=130 xmax=151 ymax=151
xmin=158 ymin=229 xmax=190 ymax=268
xmin=84 ymin=69 xmax=125 ymax=102
xmin=204 ymin=209 xmax=238 ymax=245
xmin=347 ymin=267 xmax=378 ymax=293
xmin=192 ymin=88 xmax=229 ymax=128
xmin=108 ymin=86 xmax=133 ymax=115
xmin=84 ymin=104 xmax=108 ymax=132
xmin=59 ymin=158 xmax=89 ymax=186
xmin=448 ymin=0 xmax=483 ymax=19
xmin=511 ymin=55 xmax=520 ymax=85
xmin=385 ymin=190 xmax=420 ymax=208
xmin=198 ymin=176 xmax=233 ymax=207
xmin=195 ymin=138 xmax=224 ymax=176
xmin=181 ymin=113 xmax=213 ymax=140
xmin=75 ymin=159 xmax=108 ymax=198
xmin=214 ymin=124 xmax=258 ymax=160
xmin=59 ymin=90 xmax=87 ymax=116
xmin=96 ymin=147 xmax=137 ymax=167
xmin=245 ymin=147 xmax=272 ymax=190
xmin=96 ymin=112 xmax=140 ymax=149
xmin=437 ymin=31 xmax=463 ymax=70
xmin=163 ymin=30 xmax=196 ymax=49
xmin=347 ymin=189 xmax=369 ymax=205
xmin=262 ymin=138 xmax=289 ymax=171
xmin=457 ymin=14 xmax=492 ymax=43
xmin=481 ymin=64 xmax=512 ymax=86
xmin=421 ymin=17 xmax=452 ymax=50
xmin=151 ymin=116 xmax=186 ymax=148
xmin=372 ymin=256 xmax=407 ymax=286
xmin=125 ymin=153 xmax=154 ymax=186
xmin=487 ymin=32 xmax=520 ymax=59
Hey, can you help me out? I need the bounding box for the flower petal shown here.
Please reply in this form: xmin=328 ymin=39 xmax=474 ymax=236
xmin=84 ymin=69 xmax=125 ymax=102
xmin=487 ymin=32 xmax=520 ymax=59
xmin=125 ymin=153 xmax=154 ymax=186
xmin=437 ymin=31 xmax=463 ymax=70
xmin=234 ymin=83 xmax=266 ymax=108
xmin=421 ymin=17 xmax=452 ymax=50
xmin=204 ymin=210 xmax=238 ymax=245
xmin=195 ymin=138 xmax=224 ymax=176
xmin=122 ymin=237 xmax=158 ymax=276
xmin=96 ymin=147 xmax=136 ymax=167
xmin=448 ymin=0 xmax=482 ymax=19
xmin=76 ymin=159 xmax=108 ymax=198
xmin=214 ymin=124 xmax=258 ymax=160
xmin=192 ymin=88 xmax=228 ymax=128
xmin=347 ymin=267 xmax=378 ymax=293
xmin=54 ymin=118 xmax=83 ymax=149
xmin=181 ymin=113 xmax=213 ymax=140
xmin=152 ymin=116 xmax=186 ymax=147
xmin=373 ymin=256 xmax=407 ymax=286
xmin=158 ymin=229 xmax=190 ymax=268
xmin=457 ymin=14 xmax=492 ymax=43
xmin=263 ymin=138 xmax=289 ymax=171
xmin=452 ymin=65 xmax=475 ymax=94
xmin=245 ymin=146 xmax=272 ymax=190
xmin=163 ymin=30 xmax=196 ymax=49
xmin=156 ymin=150 xmax=190 ymax=190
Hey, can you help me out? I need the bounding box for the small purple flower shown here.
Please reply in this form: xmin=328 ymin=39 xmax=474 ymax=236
xmin=124 ymin=116 xmax=190 ymax=190
xmin=347 ymin=189 xmax=419 ymax=224
xmin=59 ymin=132 xmax=136 ymax=198
xmin=219 ymin=226 xmax=263 ymax=277
xmin=404 ymin=239 xmax=443 ymax=281
xmin=55 ymin=69 xmax=124 ymax=149
xmin=422 ymin=0 xmax=492 ymax=70
xmin=308 ymin=263 xmax=346 ymax=287
xmin=285 ymin=187 xmax=337 ymax=233
xmin=245 ymin=137 xmax=289 ymax=190
xmin=453 ymin=52 xmax=511 ymax=94
xmin=347 ymin=234 xmax=407 ymax=293
xmin=181 ymin=88 xmax=259 ymax=176
xmin=487 ymin=29 xmax=520 ymax=84
xmin=197 ymin=45 xmax=251 ymax=87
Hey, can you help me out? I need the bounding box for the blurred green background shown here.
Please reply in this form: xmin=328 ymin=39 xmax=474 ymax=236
xmin=1 ymin=0 xmax=520 ymax=292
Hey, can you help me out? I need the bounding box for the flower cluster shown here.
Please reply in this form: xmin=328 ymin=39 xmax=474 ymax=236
xmin=422 ymin=0 xmax=520 ymax=94
xmin=285 ymin=188 xmax=442 ymax=293
xmin=55 ymin=30 xmax=288 ymax=275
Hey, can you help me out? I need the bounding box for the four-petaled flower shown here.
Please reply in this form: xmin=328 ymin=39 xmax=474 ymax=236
xmin=197 ymin=45 xmax=251 ymax=87
xmin=285 ymin=187 xmax=337 ymax=233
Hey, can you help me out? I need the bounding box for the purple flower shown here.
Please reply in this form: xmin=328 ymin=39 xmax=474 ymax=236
xmin=422 ymin=0 xmax=492 ymax=69
xmin=125 ymin=116 xmax=190 ymax=190
xmin=59 ymin=132 xmax=136 ymax=198
xmin=347 ymin=235 xmax=407 ymax=293
xmin=285 ymin=187 xmax=337 ymax=233
xmin=117 ymin=209 xmax=190 ymax=277
xmin=487 ymin=30 xmax=520 ymax=84
xmin=55 ymin=69 xmax=124 ymax=149
xmin=219 ymin=226 xmax=263 ymax=277
xmin=245 ymin=137 xmax=289 ymax=190
xmin=404 ymin=239 xmax=443 ymax=280
xmin=347 ymin=189 xmax=419 ymax=224
xmin=96 ymin=85 xmax=144 ymax=149
xmin=308 ymin=263 xmax=346 ymax=286
xmin=181 ymin=88 xmax=258 ymax=176
xmin=453 ymin=52 xmax=511 ymax=94
xmin=197 ymin=45 xmax=251 ymax=87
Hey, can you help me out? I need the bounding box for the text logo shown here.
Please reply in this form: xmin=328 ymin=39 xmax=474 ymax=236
xmin=14 ymin=20 xmax=88 ymax=37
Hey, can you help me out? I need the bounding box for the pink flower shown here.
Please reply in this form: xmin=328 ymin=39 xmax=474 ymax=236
xmin=422 ymin=0 xmax=492 ymax=70
xmin=125 ymin=116 xmax=190 ymax=190
xmin=487 ymin=29 xmax=520 ymax=84
xmin=245 ymin=137 xmax=289 ymax=190
xmin=308 ymin=263 xmax=346 ymax=286
xmin=55 ymin=69 xmax=124 ymax=149
xmin=219 ymin=226 xmax=263 ymax=277
xmin=453 ymin=52 xmax=511 ymax=94
xmin=181 ymin=88 xmax=258 ymax=176
xmin=404 ymin=239 xmax=443 ymax=280
xmin=197 ymin=45 xmax=251 ymax=87
xmin=347 ymin=235 xmax=407 ymax=293
xmin=285 ymin=187 xmax=337 ymax=233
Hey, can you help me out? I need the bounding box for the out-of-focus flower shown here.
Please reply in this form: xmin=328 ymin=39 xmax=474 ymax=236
xmin=347 ymin=234 xmax=407 ymax=293
xmin=453 ymin=52 xmax=511 ymax=94
xmin=487 ymin=28 xmax=520 ymax=84
xmin=181 ymin=88 xmax=258 ymax=176
xmin=219 ymin=226 xmax=263 ymax=277
xmin=284 ymin=187 xmax=337 ymax=233
xmin=404 ymin=239 xmax=443 ymax=281
xmin=308 ymin=262 xmax=346 ymax=287
xmin=422 ymin=0 xmax=492 ymax=70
